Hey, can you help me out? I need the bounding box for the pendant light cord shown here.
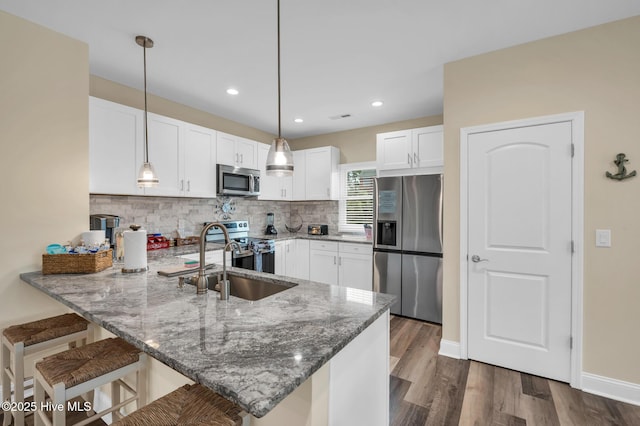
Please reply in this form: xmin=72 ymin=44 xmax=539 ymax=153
xmin=277 ymin=0 xmax=282 ymax=139
xmin=143 ymin=40 xmax=150 ymax=163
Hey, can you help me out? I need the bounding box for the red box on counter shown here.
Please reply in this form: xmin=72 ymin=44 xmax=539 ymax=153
xmin=147 ymin=234 xmax=170 ymax=251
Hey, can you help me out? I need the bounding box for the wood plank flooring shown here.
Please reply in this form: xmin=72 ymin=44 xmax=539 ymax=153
xmin=389 ymin=315 xmax=640 ymax=426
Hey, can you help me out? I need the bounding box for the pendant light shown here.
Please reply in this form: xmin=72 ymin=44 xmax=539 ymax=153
xmin=136 ymin=35 xmax=159 ymax=187
xmin=266 ymin=0 xmax=294 ymax=177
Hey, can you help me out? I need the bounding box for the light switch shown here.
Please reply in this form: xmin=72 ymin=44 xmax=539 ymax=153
xmin=595 ymin=229 xmax=611 ymax=248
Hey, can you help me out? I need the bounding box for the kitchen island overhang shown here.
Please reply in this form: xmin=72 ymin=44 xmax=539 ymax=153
xmin=20 ymin=254 xmax=394 ymax=422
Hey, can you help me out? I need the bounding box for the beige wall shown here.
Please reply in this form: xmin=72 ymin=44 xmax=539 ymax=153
xmin=0 ymin=10 xmax=89 ymax=327
xmin=443 ymin=15 xmax=640 ymax=384
xmin=290 ymin=115 xmax=443 ymax=163
xmin=91 ymin=76 xmax=275 ymax=145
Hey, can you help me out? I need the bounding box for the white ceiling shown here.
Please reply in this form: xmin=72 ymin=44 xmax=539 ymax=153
xmin=2 ymin=1 xmax=640 ymax=139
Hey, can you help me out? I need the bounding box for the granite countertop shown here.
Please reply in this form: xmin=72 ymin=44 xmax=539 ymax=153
xmin=251 ymin=232 xmax=373 ymax=245
xmin=20 ymin=255 xmax=393 ymax=418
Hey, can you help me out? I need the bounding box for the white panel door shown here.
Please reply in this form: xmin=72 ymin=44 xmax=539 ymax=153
xmin=467 ymin=121 xmax=573 ymax=382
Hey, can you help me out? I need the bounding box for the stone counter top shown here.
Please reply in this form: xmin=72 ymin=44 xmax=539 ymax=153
xmin=250 ymin=232 xmax=373 ymax=245
xmin=20 ymin=256 xmax=393 ymax=418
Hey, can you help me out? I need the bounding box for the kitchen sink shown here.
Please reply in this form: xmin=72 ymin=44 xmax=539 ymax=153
xmin=205 ymin=273 xmax=297 ymax=301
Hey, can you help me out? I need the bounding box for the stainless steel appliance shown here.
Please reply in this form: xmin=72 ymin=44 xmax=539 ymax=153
xmin=204 ymin=220 xmax=275 ymax=274
xmin=216 ymin=164 xmax=260 ymax=197
xmin=265 ymin=213 xmax=277 ymax=235
xmin=373 ymin=175 xmax=443 ymax=323
xmin=307 ymin=224 xmax=328 ymax=235
xmin=89 ymin=214 xmax=120 ymax=248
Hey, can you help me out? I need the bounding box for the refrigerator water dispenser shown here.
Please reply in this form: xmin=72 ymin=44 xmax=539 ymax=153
xmin=376 ymin=221 xmax=397 ymax=246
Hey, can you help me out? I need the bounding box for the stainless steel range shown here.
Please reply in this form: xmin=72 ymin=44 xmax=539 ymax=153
xmin=203 ymin=220 xmax=275 ymax=274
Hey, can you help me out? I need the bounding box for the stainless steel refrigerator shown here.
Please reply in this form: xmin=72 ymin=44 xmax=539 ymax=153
xmin=373 ymin=175 xmax=443 ymax=323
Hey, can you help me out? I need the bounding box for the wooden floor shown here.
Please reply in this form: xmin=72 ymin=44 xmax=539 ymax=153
xmin=389 ymin=315 xmax=640 ymax=426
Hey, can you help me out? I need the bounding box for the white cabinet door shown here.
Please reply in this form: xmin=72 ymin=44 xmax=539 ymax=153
xmin=258 ymin=143 xmax=293 ymax=200
xmin=216 ymin=132 xmax=258 ymax=169
xmin=89 ymin=97 xmax=144 ymax=195
xmin=292 ymin=239 xmax=310 ymax=280
xmin=309 ymin=241 xmax=339 ymax=285
xmin=309 ymin=249 xmax=338 ymax=285
xmin=184 ymin=124 xmax=216 ymax=198
xmin=339 ymin=254 xmax=373 ymax=291
xmin=292 ymin=150 xmax=306 ymax=200
xmin=274 ymin=241 xmax=286 ymax=275
xmin=216 ymin=132 xmax=237 ymax=167
xmin=236 ymin=137 xmax=257 ymax=169
xmin=376 ymin=130 xmax=412 ymax=171
xmin=144 ymin=113 xmax=182 ymax=196
xmin=304 ymin=147 xmax=339 ymax=200
xmin=413 ymin=126 xmax=443 ymax=170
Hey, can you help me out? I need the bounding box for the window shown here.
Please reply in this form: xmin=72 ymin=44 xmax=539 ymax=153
xmin=339 ymin=162 xmax=376 ymax=233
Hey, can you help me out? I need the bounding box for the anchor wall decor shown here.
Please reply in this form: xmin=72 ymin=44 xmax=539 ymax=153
xmin=605 ymin=153 xmax=636 ymax=181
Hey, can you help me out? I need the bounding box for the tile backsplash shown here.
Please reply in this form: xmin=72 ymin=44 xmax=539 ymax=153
xmin=90 ymin=195 xmax=338 ymax=237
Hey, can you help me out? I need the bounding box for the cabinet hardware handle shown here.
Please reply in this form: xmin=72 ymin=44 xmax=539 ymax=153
xmin=333 ymin=256 xmax=336 ymax=265
xmin=408 ymin=153 xmax=412 ymax=165
xmin=414 ymin=153 xmax=418 ymax=164
xmin=180 ymin=179 xmax=184 ymax=191
xmin=235 ymin=153 xmax=239 ymax=163
xmin=240 ymin=154 xmax=244 ymax=164
xmin=187 ymin=180 xmax=191 ymax=192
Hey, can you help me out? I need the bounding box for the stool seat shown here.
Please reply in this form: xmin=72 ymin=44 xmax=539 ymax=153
xmin=3 ymin=313 xmax=90 ymax=347
xmin=113 ymin=384 xmax=244 ymax=426
xmin=37 ymin=337 xmax=140 ymax=389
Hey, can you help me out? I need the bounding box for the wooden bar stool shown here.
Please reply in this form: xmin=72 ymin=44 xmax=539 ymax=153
xmin=2 ymin=313 xmax=93 ymax=426
xmin=112 ymin=384 xmax=246 ymax=426
xmin=33 ymin=337 xmax=147 ymax=426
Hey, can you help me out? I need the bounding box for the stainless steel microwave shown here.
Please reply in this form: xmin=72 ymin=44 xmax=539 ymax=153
xmin=217 ymin=164 xmax=260 ymax=196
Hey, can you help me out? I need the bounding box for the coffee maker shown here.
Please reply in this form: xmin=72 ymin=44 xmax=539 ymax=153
xmin=265 ymin=212 xmax=277 ymax=235
xmin=90 ymin=214 xmax=121 ymax=248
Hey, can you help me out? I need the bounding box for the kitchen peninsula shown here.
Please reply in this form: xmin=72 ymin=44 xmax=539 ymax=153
xmin=20 ymin=251 xmax=394 ymax=425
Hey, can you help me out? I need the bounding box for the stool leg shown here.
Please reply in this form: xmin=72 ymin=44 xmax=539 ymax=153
xmin=137 ymin=354 xmax=148 ymax=409
xmin=82 ymin=324 xmax=95 ymax=412
xmin=34 ymin=373 xmax=45 ymax=426
xmin=1 ymin=339 xmax=11 ymax=426
xmin=111 ymin=380 xmax=121 ymax=421
xmin=13 ymin=342 xmax=25 ymax=426
xmin=52 ymin=382 xmax=66 ymax=426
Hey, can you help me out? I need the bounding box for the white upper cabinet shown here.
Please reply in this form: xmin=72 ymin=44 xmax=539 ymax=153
xmin=89 ymin=97 xmax=216 ymax=198
xmin=144 ymin=113 xmax=183 ymax=197
xmin=291 ymin=150 xmax=307 ymax=201
xmin=257 ymin=143 xmax=292 ymax=201
xmin=216 ymin=132 xmax=258 ymax=170
xmin=89 ymin=97 xmax=144 ymax=195
xmin=183 ymin=124 xmax=217 ymax=198
xmin=376 ymin=125 xmax=443 ymax=176
xmin=304 ymin=146 xmax=340 ymax=200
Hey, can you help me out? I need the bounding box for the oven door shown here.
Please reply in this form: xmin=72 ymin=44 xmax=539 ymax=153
xmin=232 ymin=250 xmax=254 ymax=270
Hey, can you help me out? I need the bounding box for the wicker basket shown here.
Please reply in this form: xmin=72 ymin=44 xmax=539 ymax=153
xmin=42 ymin=249 xmax=113 ymax=275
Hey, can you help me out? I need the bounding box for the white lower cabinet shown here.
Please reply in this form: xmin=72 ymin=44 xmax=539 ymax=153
xmin=275 ymin=239 xmax=310 ymax=279
xmin=309 ymin=241 xmax=372 ymax=290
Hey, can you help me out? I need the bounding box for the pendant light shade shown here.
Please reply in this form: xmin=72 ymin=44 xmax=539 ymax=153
xmin=135 ymin=35 xmax=159 ymax=188
xmin=266 ymin=0 xmax=294 ymax=177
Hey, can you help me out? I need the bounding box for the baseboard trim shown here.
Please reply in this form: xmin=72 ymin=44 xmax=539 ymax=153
xmin=582 ymin=372 xmax=640 ymax=406
xmin=438 ymin=339 xmax=461 ymax=359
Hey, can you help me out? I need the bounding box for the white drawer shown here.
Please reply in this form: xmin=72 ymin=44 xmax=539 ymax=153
xmin=338 ymin=242 xmax=373 ymax=255
xmin=309 ymin=240 xmax=338 ymax=252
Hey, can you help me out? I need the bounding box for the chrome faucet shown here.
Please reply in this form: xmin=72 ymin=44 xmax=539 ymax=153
xmin=190 ymin=222 xmax=240 ymax=298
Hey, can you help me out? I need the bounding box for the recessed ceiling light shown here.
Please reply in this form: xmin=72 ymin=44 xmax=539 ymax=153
xmin=294 ymin=118 xmax=304 ymax=123
xmin=371 ymin=101 xmax=383 ymax=107
xmin=226 ymin=88 xmax=239 ymax=95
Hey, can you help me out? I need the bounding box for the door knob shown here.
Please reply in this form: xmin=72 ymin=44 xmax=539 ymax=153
xmin=471 ymin=255 xmax=488 ymax=263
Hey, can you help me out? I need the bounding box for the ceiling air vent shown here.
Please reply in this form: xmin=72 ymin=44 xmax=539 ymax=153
xmin=329 ymin=114 xmax=352 ymax=120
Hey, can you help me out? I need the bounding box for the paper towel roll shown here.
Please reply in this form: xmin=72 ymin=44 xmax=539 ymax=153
xmin=82 ymin=230 xmax=105 ymax=247
xmin=123 ymin=229 xmax=147 ymax=272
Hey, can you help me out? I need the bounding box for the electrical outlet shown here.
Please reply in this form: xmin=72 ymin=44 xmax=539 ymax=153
xmin=595 ymin=229 xmax=611 ymax=247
